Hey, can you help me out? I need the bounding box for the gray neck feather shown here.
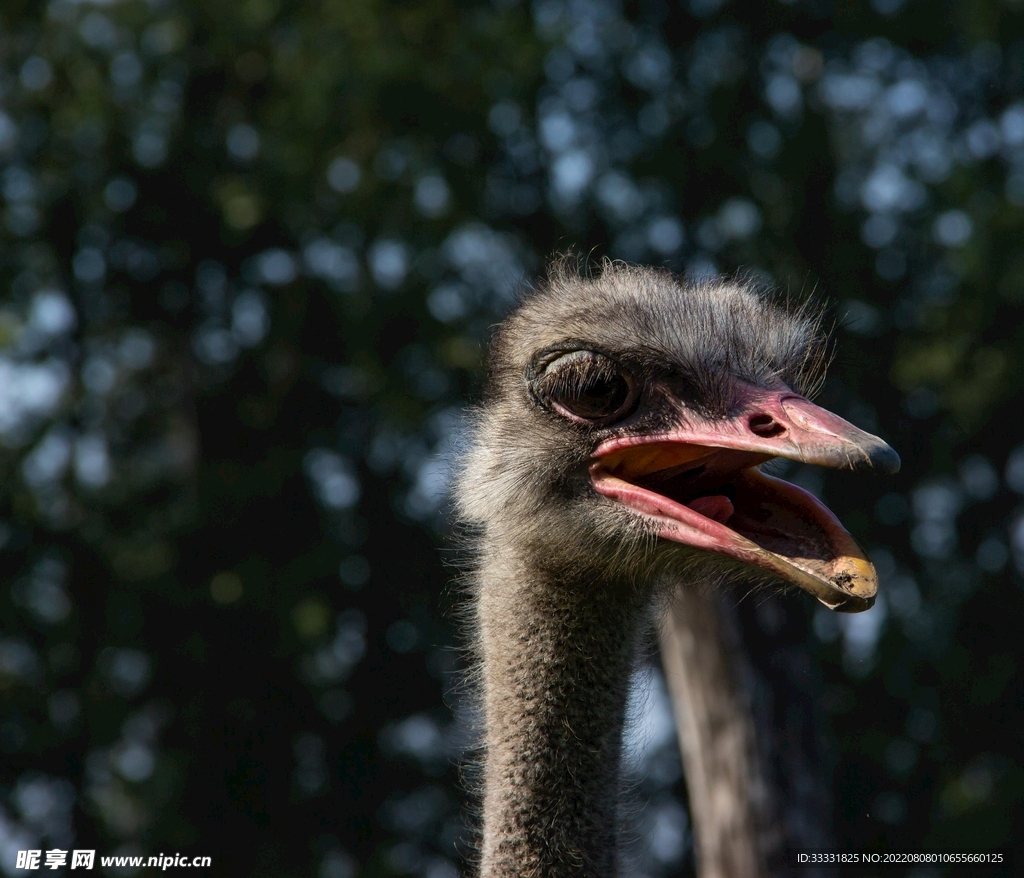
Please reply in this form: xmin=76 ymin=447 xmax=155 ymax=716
xmin=475 ymin=546 xmax=650 ymax=878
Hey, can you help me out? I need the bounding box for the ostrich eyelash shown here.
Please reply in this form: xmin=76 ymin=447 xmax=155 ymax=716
xmin=531 ymin=350 xmax=638 ymax=424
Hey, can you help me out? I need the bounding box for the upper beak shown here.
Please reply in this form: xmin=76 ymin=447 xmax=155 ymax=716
xmin=601 ymin=383 xmax=900 ymax=476
xmin=723 ymin=385 xmax=900 ymax=474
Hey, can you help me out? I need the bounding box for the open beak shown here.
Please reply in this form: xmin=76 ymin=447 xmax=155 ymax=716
xmin=590 ymin=384 xmax=899 ymax=612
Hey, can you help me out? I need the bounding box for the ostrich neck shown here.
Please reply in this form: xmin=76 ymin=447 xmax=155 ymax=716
xmin=659 ymin=587 xmax=773 ymax=878
xmin=659 ymin=588 xmax=836 ymax=878
xmin=475 ymin=547 xmax=647 ymax=878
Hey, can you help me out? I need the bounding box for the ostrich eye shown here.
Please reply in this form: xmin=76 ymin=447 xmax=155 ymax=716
xmin=536 ymin=351 xmax=636 ymax=423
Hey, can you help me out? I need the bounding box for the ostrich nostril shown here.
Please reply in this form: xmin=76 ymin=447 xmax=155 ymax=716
xmin=749 ymin=414 xmax=786 ymax=438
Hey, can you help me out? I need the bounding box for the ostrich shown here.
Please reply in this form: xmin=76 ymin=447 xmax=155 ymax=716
xmin=455 ymin=258 xmax=898 ymax=878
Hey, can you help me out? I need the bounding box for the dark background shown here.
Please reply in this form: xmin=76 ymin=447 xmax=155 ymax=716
xmin=0 ymin=0 xmax=1021 ymax=875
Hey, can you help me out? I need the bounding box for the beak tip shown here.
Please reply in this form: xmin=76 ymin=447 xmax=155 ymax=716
xmin=874 ymin=443 xmax=901 ymax=474
xmin=824 ymin=592 xmax=877 ymax=613
xmin=852 ymin=439 xmax=901 ymax=474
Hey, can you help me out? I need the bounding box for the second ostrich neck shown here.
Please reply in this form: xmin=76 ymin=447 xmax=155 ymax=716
xmin=477 ymin=546 xmax=649 ymax=878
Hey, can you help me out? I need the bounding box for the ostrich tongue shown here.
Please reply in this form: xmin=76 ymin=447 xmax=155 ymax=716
xmin=589 ymin=388 xmax=899 ymax=613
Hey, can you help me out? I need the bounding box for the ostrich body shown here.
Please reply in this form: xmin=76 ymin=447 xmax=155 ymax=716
xmin=456 ymin=260 xmax=898 ymax=878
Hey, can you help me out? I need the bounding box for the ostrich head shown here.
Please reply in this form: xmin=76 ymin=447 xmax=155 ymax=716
xmin=459 ymin=259 xmax=899 ymax=610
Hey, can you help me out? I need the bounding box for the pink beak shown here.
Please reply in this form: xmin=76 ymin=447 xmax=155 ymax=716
xmin=595 ymin=384 xmax=900 ymax=476
xmin=591 ymin=384 xmax=899 ymax=612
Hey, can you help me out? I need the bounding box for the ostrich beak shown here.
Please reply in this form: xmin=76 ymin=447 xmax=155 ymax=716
xmin=590 ymin=385 xmax=899 ymax=612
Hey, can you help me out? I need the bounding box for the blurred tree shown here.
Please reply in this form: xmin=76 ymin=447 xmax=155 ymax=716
xmin=0 ymin=0 xmax=1020 ymax=876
